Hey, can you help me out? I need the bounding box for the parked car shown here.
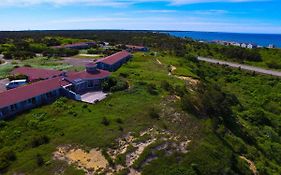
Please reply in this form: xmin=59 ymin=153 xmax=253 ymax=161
xmin=6 ymin=79 xmax=28 ymax=90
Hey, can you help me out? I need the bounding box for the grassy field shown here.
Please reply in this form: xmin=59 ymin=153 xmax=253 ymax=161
xmin=1 ymin=52 xmax=197 ymax=174
xmin=1 ymin=51 xmax=280 ymax=174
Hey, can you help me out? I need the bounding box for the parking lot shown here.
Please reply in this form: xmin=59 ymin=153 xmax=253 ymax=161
xmin=0 ymin=78 xmax=9 ymax=93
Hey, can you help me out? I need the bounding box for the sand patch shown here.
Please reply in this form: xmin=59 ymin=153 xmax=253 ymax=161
xmin=54 ymin=127 xmax=191 ymax=174
xmin=54 ymin=146 xmax=108 ymax=174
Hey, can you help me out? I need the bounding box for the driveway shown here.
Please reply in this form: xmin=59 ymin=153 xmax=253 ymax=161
xmin=198 ymin=57 xmax=281 ymax=77
xmin=80 ymin=91 xmax=108 ymax=104
xmin=0 ymin=78 xmax=9 ymax=93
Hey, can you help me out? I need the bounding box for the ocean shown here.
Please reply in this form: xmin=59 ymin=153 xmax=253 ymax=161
xmin=166 ymin=31 xmax=281 ymax=48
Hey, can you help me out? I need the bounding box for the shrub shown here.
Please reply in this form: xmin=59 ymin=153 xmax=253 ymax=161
xmin=119 ymin=72 xmax=129 ymax=78
xmin=161 ymin=80 xmax=172 ymax=92
xmin=0 ymin=121 xmax=7 ymax=128
xmin=0 ymin=149 xmax=16 ymax=171
xmin=110 ymin=81 xmax=129 ymax=92
xmin=35 ymin=154 xmax=44 ymax=167
xmin=147 ymin=83 xmax=158 ymax=95
xmin=8 ymin=74 xmax=28 ymax=81
xmin=101 ymin=117 xmax=110 ymax=126
xmin=30 ymin=135 xmax=50 ymax=148
xmin=116 ymin=118 xmax=123 ymax=124
xmin=149 ymin=108 xmax=160 ymax=120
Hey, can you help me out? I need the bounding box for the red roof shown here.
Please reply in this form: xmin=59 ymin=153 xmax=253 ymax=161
xmin=66 ymin=69 xmax=111 ymax=82
xmin=0 ymin=77 xmax=70 ymax=108
xmin=97 ymin=51 xmax=131 ymax=65
xmin=12 ymin=67 xmax=63 ymax=81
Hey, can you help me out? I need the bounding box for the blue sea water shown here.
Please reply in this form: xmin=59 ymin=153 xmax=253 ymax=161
xmin=166 ymin=31 xmax=281 ymax=48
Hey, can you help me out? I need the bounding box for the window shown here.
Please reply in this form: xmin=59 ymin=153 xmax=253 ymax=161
xmin=10 ymin=104 xmax=17 ymax=111
xmin=27 ymin=97 xmax=36 ymax=104
xmin=46 ymin=92 xmax=54 ymax=98
xmin=88 ymin=81 xmax=94 ymax=88
xmin=28 ymin=99 xmax=33 ymax=104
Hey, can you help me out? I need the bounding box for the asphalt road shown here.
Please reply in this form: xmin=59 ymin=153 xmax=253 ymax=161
xmin=198 ymin=57 xmax=281 ymax=77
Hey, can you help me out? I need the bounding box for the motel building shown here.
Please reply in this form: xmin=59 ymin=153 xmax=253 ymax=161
xmin=96 ymin=50 xmax=132 ymax=72
xmin=0 ymin=50 xmax=132 ymax=119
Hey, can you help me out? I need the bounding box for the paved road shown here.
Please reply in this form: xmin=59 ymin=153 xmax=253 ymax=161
xmin=198 ymin=57 xmax=281 ymax=77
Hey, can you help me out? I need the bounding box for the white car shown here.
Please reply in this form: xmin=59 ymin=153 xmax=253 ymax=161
xmin=6 ymin=79 xmax=28 ymax=90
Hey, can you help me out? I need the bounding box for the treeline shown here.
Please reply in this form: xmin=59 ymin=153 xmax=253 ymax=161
xmin=217 ymin=46 xmax=262 ymax=62
xmin=0 ymin=30 xmax=188 ymax=57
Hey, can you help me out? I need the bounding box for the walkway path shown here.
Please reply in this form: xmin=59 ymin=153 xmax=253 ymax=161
xmin=198 ymin=57 xmax=281 ymax=77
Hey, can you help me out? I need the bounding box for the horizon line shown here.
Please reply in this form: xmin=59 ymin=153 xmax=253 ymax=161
xmin=0 ymin=29 xmax=281 ymax=35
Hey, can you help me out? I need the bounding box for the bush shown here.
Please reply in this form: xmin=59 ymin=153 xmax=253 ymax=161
xmin=0 ymin=149 xmax=16 ymax=171
xmin=0 ymin=121 xmax=7 ymax=128
xmin=161 ymin=80 xmax=172 ymax=92
xmin=147 ymin=83 xmax=158 ymax=95
xmin=30 ymin=135 xmax=50 ymax=148
xmin=35 ymin=154 xmax=44 ymax=167
xmin=110 ymin=81 xmax=129 ymax=92
xmin=101 ymin=117 xmax=110 ymax=126
xmin=8 ymin=74 xmax=28 ymax=81
xmin=116 ymin=118 xmax=123 ymax=124
xmin=149 ymin=108 xmax=160 ymax=120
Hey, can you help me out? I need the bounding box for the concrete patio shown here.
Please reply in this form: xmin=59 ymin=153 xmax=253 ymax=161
xmin=80 ymin=91 xmax=108 ymax=104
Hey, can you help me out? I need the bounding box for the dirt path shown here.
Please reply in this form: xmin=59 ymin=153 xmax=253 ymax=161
xmin=155 ymin=58 xmax=162 ymax=65
xmin=240 ymin=156 xmax=258 ymax=175
xmin=168 ymin=65 xmax=200 ymax=87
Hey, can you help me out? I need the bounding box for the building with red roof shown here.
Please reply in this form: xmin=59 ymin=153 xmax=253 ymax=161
xmin=96 ymin=50 xmax=132 ymax=72
xmin=0 ymin=64 xmax=111 ymax=119
xmin=12 ymin=67 xmax=63 ymax=82
xmin=0 ymin=50 xmax=135 ymax=119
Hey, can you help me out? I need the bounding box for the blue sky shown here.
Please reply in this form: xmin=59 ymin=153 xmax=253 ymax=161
xmin=0 ymin=0 xmax=280 ymax=33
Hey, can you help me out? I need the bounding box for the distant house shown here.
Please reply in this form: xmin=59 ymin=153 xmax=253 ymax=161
xmin=268 ymin=44 xmax=275 ymax=49
xmin=0 ymin=64 xmax=111 ymax=119
xmin=126 ymin=45 xmax=149 ymax=52
xmin=96 ymin=51 xmax=132 ymax=72
xmin=247 ymin=43 xmax=257 ymax=49
xmin=231 ymin=42 xmax=241 ymax=47
xmin=241 ymin=43 xmax=248 ymax=48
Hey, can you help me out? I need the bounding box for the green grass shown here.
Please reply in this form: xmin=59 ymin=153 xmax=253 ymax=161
xmin=0 ymin=51 xmax=191 ymax=174
xmin=2 ymin=50 xmax=280 ymax=174
xmin=0 ymin=64 xmax=14 ymax=79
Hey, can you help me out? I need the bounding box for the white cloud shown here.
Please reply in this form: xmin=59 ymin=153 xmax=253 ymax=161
xmin=0 ymin=0 xmax=268 ymax=7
